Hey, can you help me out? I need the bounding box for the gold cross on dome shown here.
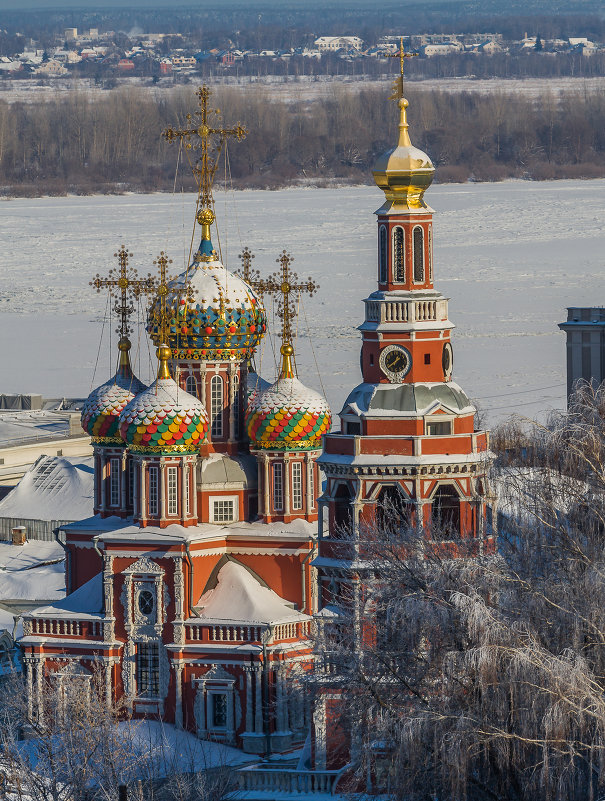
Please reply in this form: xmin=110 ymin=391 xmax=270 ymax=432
xmin=163 ymin=85 xmax=248 ymax=228
xmin=90 ymin=245 xmax=156 ymax=337
xmin=387 ymin=36 xmax=417 ymax=100
xmin=236 ymin=246 xmax=261 ymax=285
xmin=255 ymin=250 xmax=319 ymax=350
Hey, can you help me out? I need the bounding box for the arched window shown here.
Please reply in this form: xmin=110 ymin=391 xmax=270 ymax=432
xmin=376 ymin=485 xmax=411 ymax=531
xmin=379 ymin=226 xmax=387 ymax=283
xmin=431 ymin=485 xmax=460 ymax=540
xmin=392 ymin=227 xmax=405 ymax=282
xmin=232 ymin=374 xmax=240 ymax=438
xmin=428 ymin=226 xmax=433 ymax=281
xmin=333 ymin=483 xmax=352 ymax=533
xmin=185 ymin=375 xmax=198 ymax=397
xmin=413 ymin=226 xmax=424 ymax=283
xmin=210 ymin=375 xmax=223 ymax=438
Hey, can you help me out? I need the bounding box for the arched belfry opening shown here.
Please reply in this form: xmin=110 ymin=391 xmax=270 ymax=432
xmin=376 ymin=485 xmax=412 ymax=532
xmin=431 ymin=485 xmax=461 ymax=539
xmin=333 ymin=484 xmax=353 ymax=532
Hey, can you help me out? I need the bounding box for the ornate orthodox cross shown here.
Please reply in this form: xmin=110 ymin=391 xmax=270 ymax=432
xmin=150 ymin=251 xmax=177 ymax=346
xmin=236 ymin=246 xmax=261 ymax=285
xmin=162 ymin=85 xmax=248 ymax=228
xmin=90 ymin=245 xmax=156 ymax=337
xmin=255 ymin=250 xmax=319 ymax=349
xmin=387 ymin=36 xmax=417 ymax=100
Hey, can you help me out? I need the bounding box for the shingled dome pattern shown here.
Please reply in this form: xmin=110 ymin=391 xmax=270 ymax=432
xmin=82 ymin=373 xmax=147 ymax=443
xmin=247 ymin=377 xmax=331 ymax=451
xmin=119 ymin=378 xmax=208 ymax=452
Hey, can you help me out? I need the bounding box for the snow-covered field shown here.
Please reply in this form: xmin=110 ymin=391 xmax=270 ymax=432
xmin=2 ymin=180 xmax=604 ymax=424
xmin=1 ymin=74 xmax=604 ymax=104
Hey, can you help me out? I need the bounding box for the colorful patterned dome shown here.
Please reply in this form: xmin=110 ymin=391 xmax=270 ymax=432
xmin=148 ymin=239 xmax=267 ymax=364
xmin=247 ymin=346 xmax=331 ymax=451
xmin=81 ymin=338 xmax=147 ymax=445
xmin=119 ymin=347 xmax=208 ymax=453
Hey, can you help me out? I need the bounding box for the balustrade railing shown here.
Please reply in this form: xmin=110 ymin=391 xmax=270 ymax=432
xmin=237 ymin=767 xmax=340 ymax=795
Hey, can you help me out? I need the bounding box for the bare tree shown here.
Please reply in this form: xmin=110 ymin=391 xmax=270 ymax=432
xmin=316 ymin=381 xmax=605 ymax=801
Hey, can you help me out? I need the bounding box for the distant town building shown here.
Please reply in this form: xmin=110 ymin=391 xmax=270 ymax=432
xmin=422 ymin=42 xmax=463 ymax=57
xmin=159 ymin=58 xmax=173 ymax=75
xmin=117 ymin=58 xmax=135 ymax=71
xmin=36 ymin=60 xmax=68 ymax=77
xmin=558 ymin=307 xmax=605 ymax=402
xmin=314 ymin=36 xmax=363 ymax=52
xmin=64 ymin=28 xmax=77 ymax=41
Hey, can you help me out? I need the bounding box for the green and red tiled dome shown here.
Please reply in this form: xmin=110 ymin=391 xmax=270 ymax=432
xmin=81 ymin=337 xmax=147 ymax=445
xmin=247 ymin=344 xmax=331 ymax=451
xmin=119 ymin=346 xmax=208 ymax=453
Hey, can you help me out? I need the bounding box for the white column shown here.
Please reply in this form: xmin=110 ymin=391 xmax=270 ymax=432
xmin=98 ymin=454 xmax=106 ymax=513
xmin=228 ymin=363 xmax=236 ymax=443
xmin=25 ymin=658 xmax=33 ymax=723
xmin=104 ymin=660 xmax=112 ymax=709
xmin=174 ymin=664 xmax=183 ymax=729
xmin=199 ymin=366 xmax=207 ymax=406
xmin=35 ymin=657 xmax=44 ymax=727
xmin=120 ymin=451 xmax=127 ymax=513
xmin=254 ymin=666 xmax=263 ymax=734
xmin=226 ymin=685 xmax=235 ymax=744
xmin=181 ymin=462 xmax=187 ymax=520
xmin=262 ymin=454 xmax=270 ymax=518
xmin=245 ymin=667 xmax=253 ymax=734
xmin=305 ymin=453 xmax=312 ymax=515
xmin=283 ymin=456 xmax=291 ymax=516
xmin=140 ymin=461 xmax=147 ymax=523
xmin=160 ymin=462 xmax=167 ymax=521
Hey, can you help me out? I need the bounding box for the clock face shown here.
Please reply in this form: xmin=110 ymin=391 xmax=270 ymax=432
xmin=442 ymin=342 xmax=453 ymax=381
xmin=379 ymin=345 xmax=411 ymax=383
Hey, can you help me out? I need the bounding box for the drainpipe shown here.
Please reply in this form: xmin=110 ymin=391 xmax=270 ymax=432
xmin=301 ymin=538 xmax=317 ymax=615
xmin=53 ymin=526 xmax=69 ymax=593
xmin=184 ymin=540 xmax=199 ymax=618
xmin=261 ymin=624 xmax=273 ymax=758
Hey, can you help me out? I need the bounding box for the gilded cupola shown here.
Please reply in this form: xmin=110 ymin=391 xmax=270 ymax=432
xmin=373 ymin=40 xmax=435 ymax=213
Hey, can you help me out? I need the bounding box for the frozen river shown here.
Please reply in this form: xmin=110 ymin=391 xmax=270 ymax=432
xmin=2 ymin=179 xmax=605 ymax=425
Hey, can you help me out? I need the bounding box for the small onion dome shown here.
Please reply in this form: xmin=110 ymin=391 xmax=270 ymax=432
xmin=373 ymin=97 xmax=435 ymax=212
xmin=81 ymin=337 xmax=147 ymax=445
xmin=119 ymin=344 xmax=208 ymax=453
xmin=148 ymin=229 xmax=267 ymax=364
xmin=246 ymin=344 xmax=332 ymax=451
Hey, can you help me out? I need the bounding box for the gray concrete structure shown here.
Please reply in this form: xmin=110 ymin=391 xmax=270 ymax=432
xmin=559 ymin=307 xmax=605 ymax=402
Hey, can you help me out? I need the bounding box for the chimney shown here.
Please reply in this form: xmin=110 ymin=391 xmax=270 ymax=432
xmin=11 ymin=526 xmax=27 ymax=546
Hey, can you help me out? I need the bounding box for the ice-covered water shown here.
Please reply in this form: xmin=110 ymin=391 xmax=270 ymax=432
xmin=2 ymin=179 xmax=604 ymax=424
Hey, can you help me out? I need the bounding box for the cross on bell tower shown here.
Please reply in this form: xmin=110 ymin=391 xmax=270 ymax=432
xmin=387 ymin=36 xmax=417 ymax=100
xmin=255 ymin=251 xmax=319 ymax=378
xmin=163 ymin=86 xmax=248 ymax=248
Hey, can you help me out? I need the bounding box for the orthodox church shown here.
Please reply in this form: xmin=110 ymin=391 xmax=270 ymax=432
xmin=19 ymin=51 xmax=491 ymax=774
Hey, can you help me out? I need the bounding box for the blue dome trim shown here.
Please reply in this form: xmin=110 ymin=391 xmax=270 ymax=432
xmin=200 ymin=237 xmax=214 ymax=257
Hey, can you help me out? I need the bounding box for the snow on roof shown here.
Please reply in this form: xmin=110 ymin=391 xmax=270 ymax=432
xmin=0 ymin=561 xmax=65 ymax=602
xmin=0 ymin=539 xmax=64 ymax=571
xmin=0 ymin=455 xmax=94 ymax=521
xmin=195 ymin=560 xmax=307 ymax=625
xmin=0 ymin=411 xmax=72 ymax=446
xmin=28 ymin=572 xmax=102 ymax=619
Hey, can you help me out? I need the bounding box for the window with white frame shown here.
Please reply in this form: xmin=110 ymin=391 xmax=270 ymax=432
xmin=136 ymin=641 xmax=160 ymax=697
xmin=393 ymin=226 xmax=405 ymax=282
xmin=110 ymin=458 xmax=120 ymax=507
xmin=212 ymin=498 xmax=235 ymax=523
xmin=185 ymin=375 xmax=198 ymax=397
xmin=211 ymin=692 xmax=227 ymax=728
xmin=211 ymin=375 xmax=223 ymax=438
xmin=273 ymin=462 xmax=283 ymax=511
xmin=149 ymin=466 xmax=159 ymax=516
xmin=232 ymin=374 xmax=240 ymax=438
xmin=379 ymin=225 xmax=387 ymax=283
xmin=292 ymin=462 xmax=303 ymax=510
xmin=413 ymin=226 xmax=425 ymax=283
xmin=309 ymin=464 xmax=315 ymax=508
xmin=167 ymin=466 xmax=178 ymax=516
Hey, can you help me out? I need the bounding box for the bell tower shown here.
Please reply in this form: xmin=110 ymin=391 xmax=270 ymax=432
xmin=317 ymin=39 xmax=494 ymax=580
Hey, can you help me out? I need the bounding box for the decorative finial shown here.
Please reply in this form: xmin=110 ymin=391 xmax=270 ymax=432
xmin=255 ymin=251 xmax=319 ymax=379
xmin=163 ymin=85 xmax=248 ymax=255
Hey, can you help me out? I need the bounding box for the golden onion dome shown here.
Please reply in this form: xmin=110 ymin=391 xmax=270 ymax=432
xmin=373 ymin=97 xmax=435 ymax=212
